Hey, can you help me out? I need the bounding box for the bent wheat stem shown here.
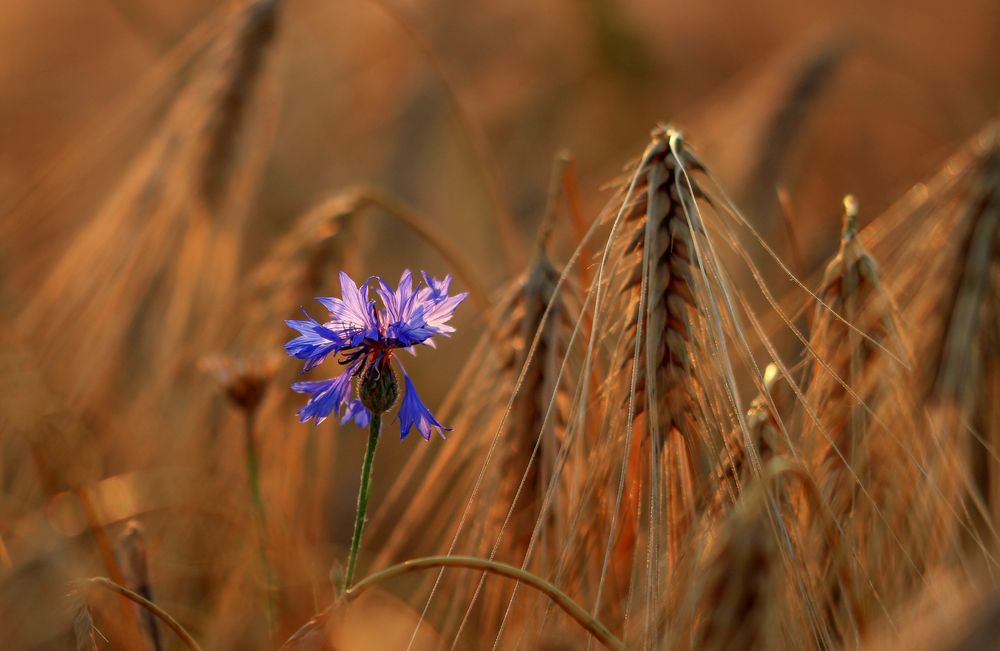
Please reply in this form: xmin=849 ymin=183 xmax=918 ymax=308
xmin=344 ymin=555 xmax=629 ymax=651
xmin=81 ymin=577 xmax=203 ymax=651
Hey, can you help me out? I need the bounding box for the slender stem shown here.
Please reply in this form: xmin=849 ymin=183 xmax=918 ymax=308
xmin=344 ymin=556 xmax=629 ymax=651
xmin=75 ymin=486 xmax=147 ymax=649
xmin=244 ymin=410 xmax=276 ymax=637
xmin=346 ymin=413 xmax=382 ymax=589
xmin=82 ymin=577 xmax=203 ymax=651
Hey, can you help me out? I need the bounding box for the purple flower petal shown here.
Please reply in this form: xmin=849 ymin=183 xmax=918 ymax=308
xmin=378 ymin=270 xmax=431 ymax=346
xmin=316 ymin=272 xmax=378 ymax=346
xmin=291 ymin=365 xmax=356 ymax=425
xmin=418 ymin=291 xmax=467 ymax=337
xmin=397 ymin=369 xmax=449 ymax=440
xmin=341 ymin=399 xmax=371 ymax=428
xmin=379 ymin=271 xmax=467 ymax=347
xmin=284 ymin=309 xmax=345 ymax=372
xmin=419 ymin=272 xmax=452 ymax=300
xmin=376 ymin=269 xmax=414 ymax=324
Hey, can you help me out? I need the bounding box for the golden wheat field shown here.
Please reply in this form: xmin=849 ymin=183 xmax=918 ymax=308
xmin=2 ymin=1 xmax=1000 ymax=649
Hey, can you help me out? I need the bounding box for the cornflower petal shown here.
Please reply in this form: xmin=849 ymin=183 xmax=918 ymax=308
xmin=419 ymin=291 xmax=468 ymax=337
xmin=341 ymin=399 xmax=372 ymax=428
xmin=291 ymin=365 xmax=355 ymax=425
xmin=284 ymin=310 xmax=345 ymax=372
xmin=419 ymin=271 xmax=452 ymax=300
xmin=316 ymin=272 xmax=378 ymax=345
xmin=397 ymin=370 xmax=450 ymax=440
xmin=376 ymin=269 xmax=414 ymax=325
xmin=380 ymin=271 xmax=467 ymax=347
xmin=379 ymin=270 xmax=434 ymax=347
xmin=416 ymin=273 xmax=465 ymax=336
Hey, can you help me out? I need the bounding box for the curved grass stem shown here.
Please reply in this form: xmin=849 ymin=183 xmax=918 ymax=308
xmin=81 ymin=577 xmax=203 ymax=651
xmin=344 ymin=556 xmax=629 ymax=651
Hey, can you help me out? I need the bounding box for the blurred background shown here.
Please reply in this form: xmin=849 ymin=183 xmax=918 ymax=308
xmin=0 ymin=0 xmax=998 ymax=648
xmin=3 ymin=0 xmax=999 ymax=281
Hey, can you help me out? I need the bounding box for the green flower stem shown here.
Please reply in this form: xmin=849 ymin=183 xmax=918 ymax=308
xmin=244 ymin=411 xmax=276 ymax=636
xmin=343 ymin=556 xmax=629 ymax=651
xmin=346 ymin=412 xmax=382 ymax=589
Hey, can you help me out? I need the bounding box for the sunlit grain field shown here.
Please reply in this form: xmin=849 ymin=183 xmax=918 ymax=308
xmin=2 ymin=1 xmax=999 ymax=649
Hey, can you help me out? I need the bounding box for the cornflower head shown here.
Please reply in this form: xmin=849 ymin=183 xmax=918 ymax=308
xmin=284 ymin=270 xmax=466 ymax=439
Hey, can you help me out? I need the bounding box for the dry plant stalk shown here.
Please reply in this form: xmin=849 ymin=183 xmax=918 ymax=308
xmin=8 ymin=4 xmax=284 ymax=646
xmin=604 ymin=128 xmax=705 ymax=581
xmin=801 ymin=187 xmax=981 ymax=649
xmin=537 ymin=125 xmax=779 ymax=647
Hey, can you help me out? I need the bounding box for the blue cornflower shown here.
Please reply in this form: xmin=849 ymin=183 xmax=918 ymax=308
xmin=284 ymin=270 xmax=466 ymax=440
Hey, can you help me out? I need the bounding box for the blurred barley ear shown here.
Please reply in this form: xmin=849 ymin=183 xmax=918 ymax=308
xmin=238 ymin=185 xmax=489 ymax=352
xmin=706 ymin=364 xmax=786 ymax=520
xmin=920 ymin=126 xmax=1000 ymax=529
xmin=744 ymin=41 xmax=846 ymax=237
xmin=677 ymin=461 xmax=809 ymax=651
xmin=861 ymin=123 xmax=999 ymax=552
xmin=802 ymin=195 xmax=909 ymax=644
xmin=468 ymin=155 xmax=586 ymax=640
xmin=18 ymin=0 xmax=282 ymax=420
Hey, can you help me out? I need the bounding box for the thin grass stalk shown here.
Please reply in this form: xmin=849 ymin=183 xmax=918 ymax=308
xmin=115 ymin=522 xmax=163 ymax=651
xmin=344 ymin=556 xmax=629 ymax=651
xmin=243 ymin=409 xmax=276 ymax=635
xmin=81 ymin=577 xmax=204 ymax=651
